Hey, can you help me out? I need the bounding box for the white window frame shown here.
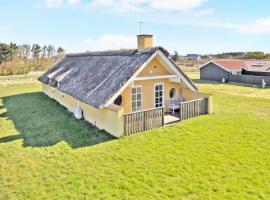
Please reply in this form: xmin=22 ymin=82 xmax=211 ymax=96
xmin=154 ymin=83 xmax=164 ymax=108
xmin=131 ymin=85 xmax=142 ymax=112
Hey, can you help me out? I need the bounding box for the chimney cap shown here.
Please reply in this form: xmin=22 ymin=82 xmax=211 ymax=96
xmin=137 ymin=34 xmax=153 ymax=37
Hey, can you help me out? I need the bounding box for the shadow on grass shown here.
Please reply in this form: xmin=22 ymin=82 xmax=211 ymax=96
xmin=0 ymin=92 xmax=115 ymax=148
xmin=192 ymin=79 xmax=223 ymax=85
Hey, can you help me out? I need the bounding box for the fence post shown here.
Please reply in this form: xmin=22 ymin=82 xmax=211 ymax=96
xmin=179 ymin=103 xmax=182 ymax=121
xmin=162 ymin=107 xmax=164 ymax=126
xmin=207 ymin=96 xmax=213 ymax=114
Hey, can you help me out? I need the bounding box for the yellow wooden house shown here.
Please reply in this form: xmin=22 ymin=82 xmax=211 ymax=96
xmin=39 ymin=35 xmax=212 ymax=137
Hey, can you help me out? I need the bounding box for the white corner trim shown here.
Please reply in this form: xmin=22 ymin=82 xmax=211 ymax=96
xmin=169 ymin=77 xmax=181 ymax=83
xmin=156 ymin=50 xmax=197 ymax=92
xmin=134 ymin=74 xmax=178 ymax=81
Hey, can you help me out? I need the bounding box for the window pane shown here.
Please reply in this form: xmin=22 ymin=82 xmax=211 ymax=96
xmin=132 ymin=88 xmax=136 ymax=94
xmin=132 ymin=94 xmax=136 ymax=101
xmin=132 ymin=102 xmax=136 ymax=108
xmin=137 ymin=101 xmax=142 ymax=107
xmin=137 ymin=87 xmax=141 ymax=93
xmin=137 ymin=94 xmax=141 ymax=100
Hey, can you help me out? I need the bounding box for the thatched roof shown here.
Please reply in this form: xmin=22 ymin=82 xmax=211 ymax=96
xmin=38 ymin=47 xmax=196 ymax=109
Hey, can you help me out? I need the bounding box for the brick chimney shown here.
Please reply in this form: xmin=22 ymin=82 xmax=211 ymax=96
xmin=137 ymin=34 xmax=153 ymax=51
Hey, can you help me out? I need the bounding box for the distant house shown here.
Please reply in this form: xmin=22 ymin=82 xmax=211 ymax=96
xmin=200 ymin=60 xmax=270 ymax=86
xmin=186 ymin=54 xmax=201 ymax=61
xmin=39 ymin=35 xmax=212 ymax=137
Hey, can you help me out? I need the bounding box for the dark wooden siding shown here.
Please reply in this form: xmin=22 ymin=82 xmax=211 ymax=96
xmin=229 ymin=74 xmax=270 ymax=86
xmin=200 ymin=63 xmax=229 ymax=82
xmin=243 ymin=70 xmax=270 ymax=77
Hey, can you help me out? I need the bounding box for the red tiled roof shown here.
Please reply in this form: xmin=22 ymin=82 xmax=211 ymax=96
xmin=243 ymin=61 xmax=270 ymax=72
xmin=214 ymin=60 xmax=245 ymax=71
xmin=213 ymin=60 xmax=270 ymax=72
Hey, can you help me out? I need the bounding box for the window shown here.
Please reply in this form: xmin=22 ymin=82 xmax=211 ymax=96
xmin=155 ymin=84 xmax=164 ymax=108
xmin=114 ymin=95 xmax=122 ymax=106
xmin=169 ymin=88 xmax=176 ymax=99
xmin=131 ymin=86 xmax=142 ymax=112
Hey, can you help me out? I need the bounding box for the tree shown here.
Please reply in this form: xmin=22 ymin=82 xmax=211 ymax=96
xmin=0 ymin=43 xmax=17 ymax=64
xmin=31 ymin=44 xmax=41 ymax=59
xmin=17 ymin=44 xmax=31 ymax=59
xmin=57 ymin=47 xmax=65 ymax=58
xmin=9 ymin=43 xmax=18 ymax=58
xmin=41 ymin=46 xmax=48 ymax=59
xmin=245 ymin=51 xmax=267 ymax=59
xmin=47 ymin=45 xmax=56 ymax=58
xmin=171 ymin=50 xmax=180 ymax=62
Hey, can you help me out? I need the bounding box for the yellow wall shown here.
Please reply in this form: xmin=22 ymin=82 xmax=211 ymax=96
xmin=119 ymin=56 xmax=213 ymax=114
xmin=121 ymin=79 xmax=187 ymax=114
xmin=137 ymin=35 xmax=153 ymax=50
xmin=42 ymin=84 xmax=124 ymax=138
xmin=137 ymin=58 xmax=173 ymax=77
xmin=183 ymin=89 xmax=209 ymax=101
xmin=182 ymin=89 xmax=213 ymax=114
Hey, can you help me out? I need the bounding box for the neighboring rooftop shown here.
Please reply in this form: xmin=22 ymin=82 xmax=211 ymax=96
xmin=212 ymin=60 xmax=270 ymax=72
xmin=186 ymin=54 xmax=201 ymax=60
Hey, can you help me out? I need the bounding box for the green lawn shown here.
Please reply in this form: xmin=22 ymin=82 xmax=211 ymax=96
xmin=1 ymin=80 xmax=270 ymax=199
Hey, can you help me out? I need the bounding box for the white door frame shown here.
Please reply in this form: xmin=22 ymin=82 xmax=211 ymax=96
xmin=154 ymin=83 xmax=164 ymax=108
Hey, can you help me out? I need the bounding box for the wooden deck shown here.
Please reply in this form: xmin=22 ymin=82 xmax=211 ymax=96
xmin=164 ymin=113 xmax=180 ymax=125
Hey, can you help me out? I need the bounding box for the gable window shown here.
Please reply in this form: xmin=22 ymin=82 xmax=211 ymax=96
xmin=155 ymin=84 xmax=164 ymax=108
xmin=131 ymin=86 xmax=142 ymax=112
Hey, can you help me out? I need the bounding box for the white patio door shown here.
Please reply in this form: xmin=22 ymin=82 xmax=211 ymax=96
xmin=155 ymin=84 xmax=164 ymax=108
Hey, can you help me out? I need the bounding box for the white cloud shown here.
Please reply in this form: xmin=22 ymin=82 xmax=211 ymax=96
xmin=239 ymin=18 xmax=270 ymax=34
xmin=90 ymin=0 xmax=208 ymax=12
xmin=84 ymin=34 xmax=136 ymax=50
xmin=42 ymin=0 xmax=79 ymax=8
xmin=196 ymin=9 xmax=213 ymax=16
xmin=68 ymin=0 xmax=80 ymax=5
xmin=43 ymin=0 xmax=64 ymax=8
xmin=151 ymin=0 xmax=207 ymax=11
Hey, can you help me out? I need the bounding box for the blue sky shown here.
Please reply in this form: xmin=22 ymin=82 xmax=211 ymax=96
xmin=1 ymin=0 xmax=270 ymax=54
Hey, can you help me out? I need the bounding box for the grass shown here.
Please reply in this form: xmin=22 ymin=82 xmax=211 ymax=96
xmin=1 ymin=78 xmax=270 ymax=199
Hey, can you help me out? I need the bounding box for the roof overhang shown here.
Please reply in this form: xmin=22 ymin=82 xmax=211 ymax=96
xmin=103 ymin=50 xmax=197 ymax=108
xmin=200 ymin=61 xmax=243 ymax=72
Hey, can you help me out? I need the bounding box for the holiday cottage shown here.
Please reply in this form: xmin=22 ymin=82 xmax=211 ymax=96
xmin=39 ymin=35 xmax=212 ymax=137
